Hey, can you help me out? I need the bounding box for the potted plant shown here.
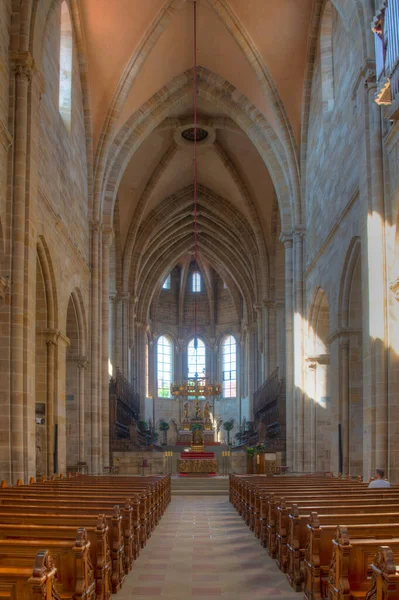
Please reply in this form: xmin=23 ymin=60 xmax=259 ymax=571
xmin=223 ymin=421 xmax=234 ymax=445
xmin=159 ymin=421 xmax=170 ymax=446
xmin=138 ymin=420 xmax=149 ymax=432
xmin=246 ymin=447 xmax=255 ymax=474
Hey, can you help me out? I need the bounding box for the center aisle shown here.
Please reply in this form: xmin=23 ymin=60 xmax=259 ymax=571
xmin=118 ymin=496 xmax=301 ymax=599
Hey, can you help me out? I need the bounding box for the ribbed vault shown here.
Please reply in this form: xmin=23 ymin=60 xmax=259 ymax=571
xmin=131 ymin=185 xmax=261 ymax=324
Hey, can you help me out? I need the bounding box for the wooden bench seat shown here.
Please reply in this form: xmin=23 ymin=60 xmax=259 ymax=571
xmin=0 ymin=509 xmax=125 ymax=593
xmin=0 ymin=549 xmax=58 ymax=599
xmin=0 ymin=528 xmax=95 ymax=599
xmin=328 ymin=530 xmax=399 ymax=600
xmin=364 ymin=545 xmax=399 ymax=600
xmin=304 ymin=516 xmax=399 ymax=599
xmin=0 ymin=520 xmax=111 ymax=600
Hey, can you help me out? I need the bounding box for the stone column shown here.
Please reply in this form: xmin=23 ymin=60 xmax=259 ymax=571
xmin=109 ymin=295 xmax=116 ymax=376
xmin=101 ymin=229 xmax=113 ymax=468
xmin=120 ymin=294 xmax=130 ymax=378
xmin=255 ymin=304 xmax=264 ymax=384
xmin=280 ymin=233 xmax=294 ymax=469
xmin=9 ymin=53 xmax=35 ymax=483
xmin=262 ymin=301 xmax=270 ymax=380
xmin=77 ymin=357 xmax=87 ymax=464
xmin=339 ymin=335 xmax=350 ymax=474
xmin=90 ymin=222 xmax=100 ymax=474
xmin=45 ymin=333 xmax=57 ymax=476
xmin=136 ymin=322 xmax=146 ymax=416
xmin=293 ymin=227 xmax=305 ymax=471
xmin=355 ymin=63 xmax=388 ymax=477
xmin=276 ymin=301 xmax=286 ymax=373
xmin=304 ymin=358 xmax=316 ymax=472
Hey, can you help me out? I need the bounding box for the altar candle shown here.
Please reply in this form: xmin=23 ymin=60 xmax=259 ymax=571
xmin=257 ymin=454 xmax=260 ymax=464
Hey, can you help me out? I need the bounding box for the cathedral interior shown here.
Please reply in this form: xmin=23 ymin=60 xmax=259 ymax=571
xmin=0 ymin=0 xmax=399 ymax=487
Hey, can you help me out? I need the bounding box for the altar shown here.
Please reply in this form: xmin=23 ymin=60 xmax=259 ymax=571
xmin=177 ymin=423 xmax=218 ymax=475
xmin=177 ymin=399 xmax=216 ymax=444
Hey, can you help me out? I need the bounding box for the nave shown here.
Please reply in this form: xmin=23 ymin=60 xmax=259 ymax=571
xmin=118 ymin=495 xmax=299 ymax=600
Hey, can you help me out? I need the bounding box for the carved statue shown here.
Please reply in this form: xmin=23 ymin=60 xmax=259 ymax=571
xmin=195 ymin=400 xmax=202 ymax=419
xmin=204 ymin=401 xmax=211 ymax=420
xmin=183 ymin=402 xmax=189 ymax=420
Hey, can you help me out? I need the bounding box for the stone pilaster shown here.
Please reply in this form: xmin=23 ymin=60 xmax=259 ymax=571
xmin=119 ymin=293 xmax=130 ymax=378
xmin=90 ymin=222 xmax=101 ymax=474
xmin=101 ymin=228 xmax=113 ymax=468
xmin=293 ymin=226 xmax=305 ymax=471
xmin=304 ymin=358 xmax=316 ymax=472
xmin=354 ymin=62 xmax=388 ymax=478
xmin=280 ymin=232 xmax=294 ymax=469
xmin=77 ymin=357 xmax=87 ymax=465
xmin=45 ymin=330 xmax=58 ymax=476
xmin=9 ymin=52 xmax=35 ymax=484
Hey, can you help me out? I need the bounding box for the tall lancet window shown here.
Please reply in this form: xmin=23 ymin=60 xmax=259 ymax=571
xmin=187 ymin=337 xmax=206 ymax=378
xmin=59 ymin=1 xmax=73 ymax=129
xmin=157 ymin=336 xmax=173 ymax=398
xmin=320 ymin=2 xmax=334 ymax=113
xmin=192 ymin=271 xmax=202 ymax=292
xmin=222 ymin=335 xmax=237 ymax=398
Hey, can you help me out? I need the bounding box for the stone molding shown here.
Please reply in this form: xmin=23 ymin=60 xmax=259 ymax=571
xmin=390 ymin=278 xmax=399 ymax=301
xmin=11 ymin=51 xmax=36 ymax=84
xmin=306 ymin=353 xmax=330 ymax=366
xmin=279 ymin=231 xmax=293 ymax=248
xmin=0 ymin=276 xmax=9 ymax=300
xmin=352 ymin=60 xmax=377 ymax=99
xmin=328 ymin=327 xmax=362 ymax=344
xmin=0 ymin=119 xmax=13 ymax=151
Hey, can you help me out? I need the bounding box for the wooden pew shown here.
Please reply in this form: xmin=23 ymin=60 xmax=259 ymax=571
xmin=0 ymin=549 xmax=58 ymax=599
xmin=0 ymin=507 xmax=125 ymax=593
xmin=0 ymin=528 xmax=95 ymax=599
xmin=328 ymin=529 xmax=399 ymax=600
xmin=365 ymin=545 xmax=399 ymax=600
xmin=0 ymin=519 xmax=111 ymax=600
xmin=304 ymin=516 xmax=399 ymax=599
xmin=286 ymin=504 xmax=399 ymax=591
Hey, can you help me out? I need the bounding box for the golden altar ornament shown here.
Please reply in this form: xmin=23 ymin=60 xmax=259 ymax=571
xmin=170 ymin=377 xmax=222 ymax=398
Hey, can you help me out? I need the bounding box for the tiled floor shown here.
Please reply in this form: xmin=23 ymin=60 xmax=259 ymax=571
xmin=118 ymin=496 xmax=302 ymax=600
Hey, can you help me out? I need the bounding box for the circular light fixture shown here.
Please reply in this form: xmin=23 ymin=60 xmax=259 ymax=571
xmin=181 ymin=127 xmax=209 ymax=142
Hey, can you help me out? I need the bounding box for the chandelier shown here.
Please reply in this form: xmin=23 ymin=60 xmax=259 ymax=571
xmin=170 ymin=0 xmax=221 ymax=402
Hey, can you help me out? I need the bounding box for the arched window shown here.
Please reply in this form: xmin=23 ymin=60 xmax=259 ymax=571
xmin=59 ymin=1 xmax=73 ymax=129
xmin=162 ymin=274 xmax=171 ymax=290
xmin=187 ymin=337 xmax=206 ymax=378
xmin=157 ymin=336 xmax=173 ymax=398
xmin=222 ymin=335 xmax=237 ymax=398
xmin=320 ymin=2 xmax=334 ymax=113
xmin=192 ymin=271 xmax=202 ymax=293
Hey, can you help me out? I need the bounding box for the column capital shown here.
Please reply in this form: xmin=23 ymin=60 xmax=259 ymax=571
xmin=328 ymin=327 xmax=362 ymax=344
xmin=78 ymin=356 xmax=88 ymax=370
xmin=279 ymin=231 xmax=293 ymax=248
xmin=293 ymin=225 xmax=306 ymax=240
xmin=89 ymin=220 xmax=101 ymax=233
xmin=390 ymin=277 xmax=399 ymax=302
xmin=11 ymin=51 xmax=36 ymax=83
xmin=39 ymin=328 xmax=59 ymax=347
xmin=352 ymin=59 xmax=377 ymax=98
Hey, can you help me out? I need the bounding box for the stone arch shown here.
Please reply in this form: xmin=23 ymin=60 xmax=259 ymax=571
xmin=338 ymin=238 xmax=363 ymax=475
xmin=65 ymin=289 xmax=87 ymax=469
xmin=101 ymin=68 xmax=294 ymax=234
xmin=35 ymin=236 xmax=58 ymax=477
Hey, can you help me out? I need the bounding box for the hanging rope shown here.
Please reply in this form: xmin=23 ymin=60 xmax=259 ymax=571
xmin=193 ymin=0 xmax=198 ymax=353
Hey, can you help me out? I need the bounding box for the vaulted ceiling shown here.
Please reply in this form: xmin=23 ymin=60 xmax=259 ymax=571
xmin=80 ymin=0 xmax=315 ymax=310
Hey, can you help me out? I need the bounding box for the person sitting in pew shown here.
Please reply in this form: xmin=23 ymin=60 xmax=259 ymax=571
xmin=368 ymin=468 xmax=390 ymax=488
